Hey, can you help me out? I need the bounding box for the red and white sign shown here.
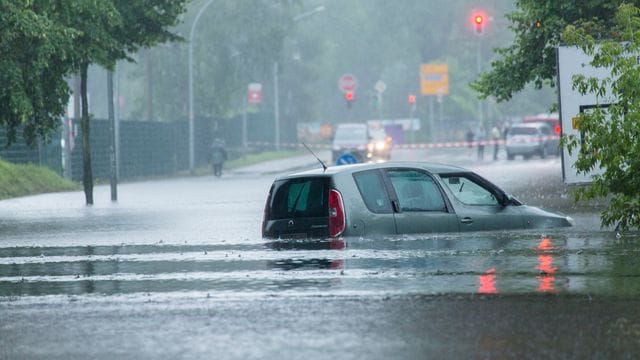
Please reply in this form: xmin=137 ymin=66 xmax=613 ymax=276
xmin=338 ymin=74 xmax=358 ymax=93
xmin=247 ymin=83 xmax=263 ymax=104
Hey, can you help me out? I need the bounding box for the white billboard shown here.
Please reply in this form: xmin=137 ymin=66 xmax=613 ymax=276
xmin=557 ymin=45 xmax=614 ymax=185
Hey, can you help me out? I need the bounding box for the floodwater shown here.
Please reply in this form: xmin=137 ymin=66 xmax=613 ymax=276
xmin=2 ymin=155 xmax=640 ymax=358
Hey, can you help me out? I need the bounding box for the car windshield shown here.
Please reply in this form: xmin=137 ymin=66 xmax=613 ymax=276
xmin=509 ymin=127 xmax=538 ymax=136
xmin=334 ymin=127 xmax=367 ymax=142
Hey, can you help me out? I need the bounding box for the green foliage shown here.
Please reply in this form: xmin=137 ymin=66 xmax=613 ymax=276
xmin=0 ymin=159 xmax=78 ymax=200
xmin=562 ymin=3 xmax=640 ymax=230
xmin=472 ymin=0 xmax=629 ymax=102
xmin=0 ymin=1 xmax=76 ymax=145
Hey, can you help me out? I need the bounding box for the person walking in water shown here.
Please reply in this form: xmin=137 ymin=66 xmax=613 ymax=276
xmin=209 ymin=139 xmax=228 ymax=177
xmin=465 ymin=127 xmax=475 ymax=157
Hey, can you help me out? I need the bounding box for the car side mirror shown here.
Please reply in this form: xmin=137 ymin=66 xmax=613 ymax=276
xmin=497 ymin=192 xmax=511 ymax=207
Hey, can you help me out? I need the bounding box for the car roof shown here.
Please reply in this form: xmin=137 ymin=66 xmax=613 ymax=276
xmin=511 ymin=122 xmax=551 ymax=129
xmin=275 ymin=161 xmax=468 ymax=180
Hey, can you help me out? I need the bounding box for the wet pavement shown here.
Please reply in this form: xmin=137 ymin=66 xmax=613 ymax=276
xmin=2 ymin=149 xmax=640 ymax=359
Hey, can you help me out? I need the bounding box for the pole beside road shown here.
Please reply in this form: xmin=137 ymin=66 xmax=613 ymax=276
xmin=188 ymin=0 xmax=215 ymax=174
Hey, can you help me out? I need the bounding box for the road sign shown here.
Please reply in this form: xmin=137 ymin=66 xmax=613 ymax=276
xmin=420 ymin=64 xmax=449 ymax=95
xmin=338 ymin=74 xmax=358 ymax=93
xmin=247 ymin=83 xmax=262 ymax=104
xmin=557 ymin=45 xmax=611 ymax=185
xmin=336 ymin=153 xmax=358 ymax=166
xmin=374 ymin=80 xmax=386 ymax=94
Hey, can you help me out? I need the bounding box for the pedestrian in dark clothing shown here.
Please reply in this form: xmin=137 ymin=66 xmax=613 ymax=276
xmin=210 ymin=140 xmax=228 ymax=177
xmin=465 ymin=127 xmax=474 ymax=157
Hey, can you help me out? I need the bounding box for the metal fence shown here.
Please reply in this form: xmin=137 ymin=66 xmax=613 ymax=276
xmin=0 ymin=112 xmax=276 ymax=182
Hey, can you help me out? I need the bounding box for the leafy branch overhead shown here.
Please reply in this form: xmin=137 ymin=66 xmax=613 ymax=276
xmin=472 ymin=0 xmax=625 ymax=102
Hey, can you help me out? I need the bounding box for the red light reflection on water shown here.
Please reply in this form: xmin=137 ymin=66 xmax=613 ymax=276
xmin=478 ymin=267 xmax=497 ymax=294
xmin=536 ymin=237 xmax=557 ymax=293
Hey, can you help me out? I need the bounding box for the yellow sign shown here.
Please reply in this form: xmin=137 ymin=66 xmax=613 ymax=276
xmin=420 ymin=64 xmax=449 ymax=96
xmin=572 ymin=116 xmax=580 ymax=129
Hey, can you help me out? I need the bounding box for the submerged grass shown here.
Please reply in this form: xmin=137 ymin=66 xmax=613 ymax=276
xmin=0 ymin=159 xmax=78 ymax=200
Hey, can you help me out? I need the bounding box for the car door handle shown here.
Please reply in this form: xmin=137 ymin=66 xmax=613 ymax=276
xmin=460 ymin=217 xmax=474 ymax=224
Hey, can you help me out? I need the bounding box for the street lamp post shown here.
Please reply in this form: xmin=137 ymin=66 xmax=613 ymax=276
xmin=188 ymin=0 xmax=215 ymax=174
xmin=273 ymin=5 xmax=325 ymax=151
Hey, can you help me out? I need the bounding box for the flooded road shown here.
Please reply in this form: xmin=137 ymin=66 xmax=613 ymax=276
xmin=2 ymin=154 xmax=640 ymax=358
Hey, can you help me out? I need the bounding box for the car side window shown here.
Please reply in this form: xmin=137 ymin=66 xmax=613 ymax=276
xmin=387 ymin=170 xmax=446 ymax=212
xmin=353 ymin=170 xmax=393 ymax=213
xmin=441 ymin=175 xmax=498 ymax=206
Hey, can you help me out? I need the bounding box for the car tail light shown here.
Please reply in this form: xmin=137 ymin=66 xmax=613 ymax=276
xmin=328 ymin=189 xmax=345 ymax=238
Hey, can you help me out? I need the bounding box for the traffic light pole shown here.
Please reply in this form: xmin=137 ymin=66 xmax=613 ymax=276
xmin=476 ymin=37 xmax=483 ymax=124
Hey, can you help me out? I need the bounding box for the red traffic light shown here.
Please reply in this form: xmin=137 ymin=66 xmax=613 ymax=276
xmin=345 ymin=91 xmax=354 ymax=102
xmin=472 ymin=11 xmax=487 ymax=34
xmin=408 ymin=94 xmax=416 ymax=105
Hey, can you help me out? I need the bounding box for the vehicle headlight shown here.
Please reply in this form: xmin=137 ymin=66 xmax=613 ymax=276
xmin=375 ymin=141 xmax=386 ymax=151
xmin=367 ymin=143 xmax=374 ymax=152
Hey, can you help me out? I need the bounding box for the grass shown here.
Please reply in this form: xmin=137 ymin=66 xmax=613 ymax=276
xmin=0 ymin=159 xmax=79 ymax=200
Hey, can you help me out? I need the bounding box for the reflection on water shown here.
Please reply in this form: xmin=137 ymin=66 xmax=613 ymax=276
xmin=3 ymin=230 xmax=640 ymax=299
xmin=536 ymin=237 xmax=557 ymax=293
xmin=478 ymin=268 xmax=497 ymax=294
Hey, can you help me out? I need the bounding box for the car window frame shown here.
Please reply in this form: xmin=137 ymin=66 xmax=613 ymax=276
xmin=381 ymin=167 xmax=454 ymax=214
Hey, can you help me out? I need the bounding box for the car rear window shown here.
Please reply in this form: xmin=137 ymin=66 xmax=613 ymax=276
xmin=353 ymin=170 xmax=392 ymax=213
xmin=268 ymin=177 xmax=329 ymax=219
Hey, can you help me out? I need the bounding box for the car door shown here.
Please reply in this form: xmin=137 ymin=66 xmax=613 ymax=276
xmin=438 ymin=173 xmax=524 ymax=231
xmin=352 ymin=169 xmax=397 ymax=235
xmin=384 ymin=169 xmax=459 ymax=234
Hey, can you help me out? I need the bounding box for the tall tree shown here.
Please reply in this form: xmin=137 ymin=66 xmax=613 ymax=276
xmin=0 ymin=1 xmax=75 ymax=146
xmin=50 ymin=0 xmax=187 ymax=205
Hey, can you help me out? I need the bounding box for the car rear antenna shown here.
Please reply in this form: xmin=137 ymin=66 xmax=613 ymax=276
xmin=302 ymin=142 xmax=327 ymax=172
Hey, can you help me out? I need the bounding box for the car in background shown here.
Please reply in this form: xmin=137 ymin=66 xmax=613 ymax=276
xmin=505 ymin=122 xmax=559 ymax=160
xmin=366 ymin=128 xmax=392 ymax=160
xmin=331 ymin=123 xmax=392 ymax=163
xmin=331 ymin=123 xmax=369 ymax=163
xmin=523 ymin=113 xmax=561 ymax=136
xmin=262 ymin=162 xmax=573 ymax=239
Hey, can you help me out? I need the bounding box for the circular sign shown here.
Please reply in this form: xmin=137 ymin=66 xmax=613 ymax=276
xmin=336 ymin=153 xmax=359 ymax=166
xmin=374 ymin=80 xmax=386 ymax=94
xmin=338 ymin=74 xmax=358 ymax=93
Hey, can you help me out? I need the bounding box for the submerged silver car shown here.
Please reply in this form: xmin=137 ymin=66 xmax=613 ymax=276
xmin=262 ymin=162 xmax=573 ymax=239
